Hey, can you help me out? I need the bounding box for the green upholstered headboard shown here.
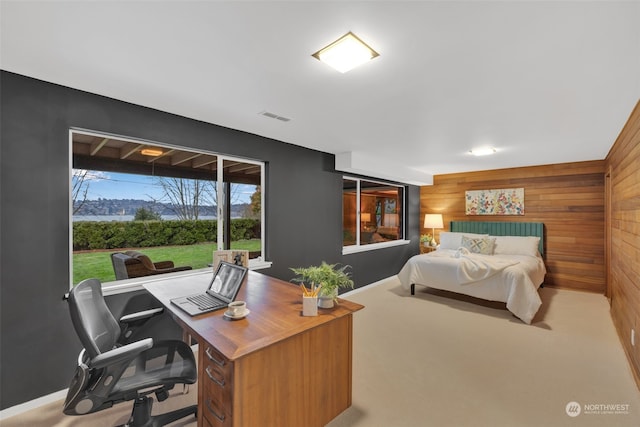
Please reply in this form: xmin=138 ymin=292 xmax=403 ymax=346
xmin=450 ymin=221 xmax=544 ymax=256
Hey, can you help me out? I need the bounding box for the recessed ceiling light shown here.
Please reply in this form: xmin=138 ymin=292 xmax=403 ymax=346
xmin=312 ymin=31 xmax=379 ymax=73
xmin=469 ymin=147 xmax=497 ymax=156
xmin=140 ymin=148 xmax=164 ymax=157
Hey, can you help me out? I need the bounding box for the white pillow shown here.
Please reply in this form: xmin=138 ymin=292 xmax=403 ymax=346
xmin=439 ymin=232 xmax=488 ymax=250
xmin=493 ymin=236 xmax=541 ymax=257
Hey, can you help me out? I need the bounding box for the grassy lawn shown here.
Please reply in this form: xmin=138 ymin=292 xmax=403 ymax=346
xmin=73 ymin=240 xmax=261 ymax=284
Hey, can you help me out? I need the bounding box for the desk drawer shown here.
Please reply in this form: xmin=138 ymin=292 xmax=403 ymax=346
xmin=203 ymin=362 xmax=232 ymax=407
xmin=201 ymin=345 xmax=233 ymax=426
xmin=202 ymin=345 xmax=228 ymax=369
xmin=203 ymin=394 xmax=232 ymax=427
xmin=202 ymin=345 xmax=233 ymax=401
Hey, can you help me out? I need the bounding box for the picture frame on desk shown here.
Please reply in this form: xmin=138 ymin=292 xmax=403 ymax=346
xmin=213 ymin=249 xmax=249 ymax=270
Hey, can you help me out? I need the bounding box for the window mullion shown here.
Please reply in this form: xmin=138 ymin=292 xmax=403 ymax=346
xmin=216 ymin=157 xmax=224 ymax=250
xmin=356 ymin=179 xmax=361 ymax=247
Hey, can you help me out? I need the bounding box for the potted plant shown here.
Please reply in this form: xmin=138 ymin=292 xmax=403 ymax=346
xmin=420 ymin=234 xmax=433 ymax=247
xmin=290 ymin=262 xmax=354 ymax=308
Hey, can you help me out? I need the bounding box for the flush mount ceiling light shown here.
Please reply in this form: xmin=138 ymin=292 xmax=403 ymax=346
xmin=312 ymin=31 xmax=379 ymax=73
xmin=140 ymin=148 xmax=164 ymax=157
xmin=469 ymin=147 xmax=497 ymax=156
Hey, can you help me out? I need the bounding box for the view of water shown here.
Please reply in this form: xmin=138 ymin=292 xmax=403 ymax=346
xmin=73 ymin=215 xmax=219 ymax=222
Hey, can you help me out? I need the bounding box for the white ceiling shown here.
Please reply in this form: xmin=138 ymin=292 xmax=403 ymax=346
xmin=2 ymin=1 xmax=639 ymax=184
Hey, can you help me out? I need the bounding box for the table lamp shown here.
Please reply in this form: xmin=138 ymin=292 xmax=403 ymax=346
xmin=423 ymin=214 xmax=444 ymax=246
xmin=360 ymin=212 xmax=371 ymax=228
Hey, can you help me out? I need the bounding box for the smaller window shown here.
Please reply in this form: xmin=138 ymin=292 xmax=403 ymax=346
xmin=342 ymin=177 xmax=405 ymax=251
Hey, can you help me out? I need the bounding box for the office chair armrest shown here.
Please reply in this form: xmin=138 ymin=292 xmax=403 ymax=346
xmin=89 ymin=338 xmax=153 ymax=369
xmin=118 ymin=307 xmax=164 ymax=343
xmin=119 ymin=307 xmax=164 ymax=324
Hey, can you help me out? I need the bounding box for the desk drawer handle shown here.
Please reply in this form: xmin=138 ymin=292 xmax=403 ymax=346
xmin=205 ymin=347 xmax=225 ymax=367
xmin=205 ymin=366 xmax=225 ymax=387
xmin=206 ymin=399 xmax=225 ymax=422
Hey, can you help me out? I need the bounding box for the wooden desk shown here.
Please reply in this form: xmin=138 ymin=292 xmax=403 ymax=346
xmin=144 ymin=270 xmax=364 ymax=427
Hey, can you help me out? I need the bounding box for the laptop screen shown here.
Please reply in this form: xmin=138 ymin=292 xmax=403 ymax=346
xmin=208 ymin=261 xmax=248 ymax=302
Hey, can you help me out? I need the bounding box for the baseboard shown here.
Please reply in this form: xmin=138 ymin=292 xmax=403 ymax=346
xmin=610 ymin=310 xmax=640 ymax=391
xmin=0 ymin=389 xmax=68 ymax=421
xmin=342 ymin=275 xmax=397 ymax=298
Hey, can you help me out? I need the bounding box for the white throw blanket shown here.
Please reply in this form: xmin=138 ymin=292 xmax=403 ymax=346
xmin=455 ymin=249 xmax=520 ymax=284
xmin=397 ymin=248 xmax=545 ymax=324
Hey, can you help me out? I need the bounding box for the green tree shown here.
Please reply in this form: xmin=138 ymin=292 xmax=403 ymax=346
xmin=249 ymin=186 xmax=261 ymax=218
xmin=134 ymin=207 xmax=162 ymax=221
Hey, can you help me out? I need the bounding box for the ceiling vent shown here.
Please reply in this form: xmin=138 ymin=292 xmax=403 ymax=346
xmin=260 ymin=111 xmax=291 ymax=122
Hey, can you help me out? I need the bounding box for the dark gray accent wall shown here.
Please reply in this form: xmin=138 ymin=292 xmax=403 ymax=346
xmin=0 ymin=71 xmax=419 ymax=409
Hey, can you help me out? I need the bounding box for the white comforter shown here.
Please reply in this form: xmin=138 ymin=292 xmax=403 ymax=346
xmin=397 ymin=249 xmax=546 ymax=324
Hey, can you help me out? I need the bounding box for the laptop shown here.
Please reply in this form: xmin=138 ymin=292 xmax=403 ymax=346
xmin=171 ymin=261 xmax=248 ymax=316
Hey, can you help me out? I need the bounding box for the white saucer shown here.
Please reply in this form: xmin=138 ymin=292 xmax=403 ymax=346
xmin=223 ymin=309 xmax=250 ymax=320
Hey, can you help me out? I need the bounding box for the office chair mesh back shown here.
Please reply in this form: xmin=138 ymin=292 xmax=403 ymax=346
xmin=64 ymin=278 xmax=198 ymax=424
xmin=68 ymin=278 xmax=121 ymax=358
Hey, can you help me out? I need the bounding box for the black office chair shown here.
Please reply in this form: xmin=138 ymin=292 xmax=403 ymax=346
xmin=63 ymin=278 xmax=197 ymax=426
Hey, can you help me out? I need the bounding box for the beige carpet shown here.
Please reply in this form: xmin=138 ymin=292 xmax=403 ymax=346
xmin=4 ymin=277 xmax=640 ymax=427
xmin=329 ymin=278 xmax=640 ymax=427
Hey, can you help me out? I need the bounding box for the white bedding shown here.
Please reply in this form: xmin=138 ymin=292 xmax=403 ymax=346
xmin=397 ymin=249 xmax=546 ymax=324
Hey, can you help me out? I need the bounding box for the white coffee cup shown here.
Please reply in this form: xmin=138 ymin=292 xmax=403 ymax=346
xmin=228 ymin=301 xmax=246 ymax=316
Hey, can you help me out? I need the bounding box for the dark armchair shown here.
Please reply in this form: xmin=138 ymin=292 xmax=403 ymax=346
xmin=63 ymin=278 xmax=197 ymax=426
xmin=111 ymin=251 xmax=192 ymax=280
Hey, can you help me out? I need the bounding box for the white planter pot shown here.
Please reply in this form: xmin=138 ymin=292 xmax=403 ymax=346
xmin=317 ymin=295 xmax=334 ymax=308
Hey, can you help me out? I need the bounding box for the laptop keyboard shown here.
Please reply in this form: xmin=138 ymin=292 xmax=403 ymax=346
xmin=187 ymin=294 xmax=224 ymax=311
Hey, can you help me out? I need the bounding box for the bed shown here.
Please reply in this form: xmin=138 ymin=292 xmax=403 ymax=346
xmin=398 ymin=221 xmax=546 ymax=324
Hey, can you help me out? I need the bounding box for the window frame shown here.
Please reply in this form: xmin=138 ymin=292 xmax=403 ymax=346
xmin=68 ymin=129 xmax=270 ymax=295
xmin=342 ymin=175 xmax=409 ymax=255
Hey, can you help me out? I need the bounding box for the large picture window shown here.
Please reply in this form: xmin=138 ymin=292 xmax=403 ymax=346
xmin=70 ymin=130 xmax=266 ymax=290
xmin=343 ymin=177 xmax=406 ymax=253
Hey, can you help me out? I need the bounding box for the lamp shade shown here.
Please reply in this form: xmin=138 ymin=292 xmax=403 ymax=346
xmin=360 ymin=213 xmax=371 ymax=222
xmin=423 ymin=214 xmax=443 ymax=229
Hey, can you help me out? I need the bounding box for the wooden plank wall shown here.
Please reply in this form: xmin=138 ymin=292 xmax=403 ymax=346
xmin=420 ymin=160 xmax=605 ymax=292
xmin=606 ymin=100 xmax=640 ymax=386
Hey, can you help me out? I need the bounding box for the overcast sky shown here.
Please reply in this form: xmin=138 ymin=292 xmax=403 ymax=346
xmin=76 ymin=171 xmax=254 ymax=204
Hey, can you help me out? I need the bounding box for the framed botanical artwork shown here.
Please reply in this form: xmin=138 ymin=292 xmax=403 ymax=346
xmin=465 ymin=188 xmax=524 ymax=215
